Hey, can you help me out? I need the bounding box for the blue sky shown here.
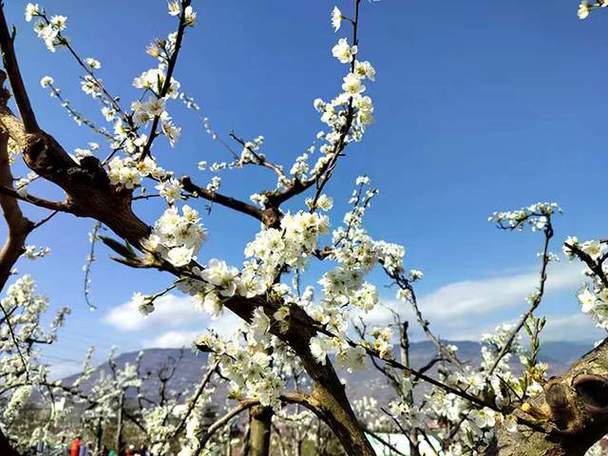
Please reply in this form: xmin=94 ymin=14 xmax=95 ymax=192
xmin=2 ymin=0 xmax=608 ymax=376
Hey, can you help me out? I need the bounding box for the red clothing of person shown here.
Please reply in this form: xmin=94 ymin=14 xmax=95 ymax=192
xmin=70 ymin=438 xmax=81 ymax=456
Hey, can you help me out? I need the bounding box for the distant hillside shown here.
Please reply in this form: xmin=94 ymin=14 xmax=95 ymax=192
xmin=61 ymin=341 xmax=594 ymax=404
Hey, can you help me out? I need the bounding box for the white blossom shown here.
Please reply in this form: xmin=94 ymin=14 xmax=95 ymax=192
xmin=331 ymin=6 xmax=343 ymax=32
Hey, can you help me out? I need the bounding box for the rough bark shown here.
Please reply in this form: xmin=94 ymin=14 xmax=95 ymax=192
xmin=278 ymin=305 xmax=375 ymax=456
xmin=493 ymin=338 xmax=608 ymax=455
xmin=0 ymin=77 xmax=149 ymax=248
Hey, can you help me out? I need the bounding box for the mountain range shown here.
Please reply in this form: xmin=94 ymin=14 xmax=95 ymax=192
xmin=61 ymin=340 xmax=595 ymax=404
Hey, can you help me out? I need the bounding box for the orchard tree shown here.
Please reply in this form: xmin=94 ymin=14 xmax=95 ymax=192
xmin=1 ymin=1 xmax=608 ymax=455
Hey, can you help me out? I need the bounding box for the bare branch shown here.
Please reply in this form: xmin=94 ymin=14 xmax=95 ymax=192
xmin=0 ymin=185 xmax=71 ymax=213
xmin=181 ymin=176 xmax=281 ymax=227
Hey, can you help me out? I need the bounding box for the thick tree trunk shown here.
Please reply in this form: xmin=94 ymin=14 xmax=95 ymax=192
xmin=306 ymin=378 xmax=375 ymax=456
xmin=249 ymin=406 xmax=273 ymax=456
xmin=490 ymin=429 xmax=598 ymax=456
xmin=493 ymin=338 xmax=608 ymax=456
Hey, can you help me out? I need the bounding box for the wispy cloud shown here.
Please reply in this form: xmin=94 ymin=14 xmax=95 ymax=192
xmin=107 ymin=262 xmax=592 ymax=349
xmin=542 ymin=313 xmax=605 ymax=342
xmin=105 ymin=292 xmax=243 ymax=351
xmin=419 ymin=260 xmax=582 ymax=321
xmin=358 ymin=260 xmax=590 ymax=341
xmin=141 ymin=312 xmax=242 ymax=349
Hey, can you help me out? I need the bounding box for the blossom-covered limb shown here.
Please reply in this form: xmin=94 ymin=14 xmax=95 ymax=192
xmin=170 ymin=361 xmax=220 ymax=441
xmin=198 ymin=399 xmax=260 ymax=450
xmin=343 ymin=326 xmax=498 ymax=412
xmin=266 ymin=0 xmax=364 ymax=209
xmin=42 ymin=80 xmax=114 ymax=140
xmin=566 ymin=240 xmax=608 ymax=288
xmin=139 ymin=0 xmax=192 ymax=160
xmin=487 ymin=204 xmax=556 ymax=376
xmin=28 ymin=7 xmax=128 ymax=120
xmin=389 ymin=266 xmax=464 ymax=368
xmin=198 ymin=391 xmax=319 ymax=451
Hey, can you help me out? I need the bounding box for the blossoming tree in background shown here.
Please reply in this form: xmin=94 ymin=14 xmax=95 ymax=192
xmin=1 ymin=1 xmax=608 ymax=455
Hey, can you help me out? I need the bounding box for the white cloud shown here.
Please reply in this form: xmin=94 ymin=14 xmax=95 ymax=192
xmin=45 ymin=359 xmax=83 ymax=380
xmin=542 ymin=313 xmax=605 ymax=341
xmin=107 ymin=262 xmax=593 ymax=349
xmin=419 ymin=260 xmax=582 ymax=321
xmin=358 ymin=261 xmax=588 ymax=341
xmin=105 ymin=291 xmax=245 ymax=349
xmin=205 ymin=312 xmax=242 ymax=337
xmin=104 ymin=293 xmax=201 ymax=331
xmin=144 ymin=330 xmax=200 ymax=348
xmin=143 ymin=312 xmax=242 ymax=348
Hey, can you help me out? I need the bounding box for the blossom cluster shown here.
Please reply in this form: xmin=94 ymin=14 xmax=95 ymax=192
xmin=244 ymin=211 xmax=329 ymax=286
xmin=26 ymin=4 xmax=67 ymax=52
xmin=194 ymin=309 xmax=290 ymax=409
xmin=279 ymin=6 xmax=377 ymax=199
xmin=489 ymin=202 xmax=561 ymax=231
xmin=145 ymin=205 xmax=207 ymax=268
xmin=566 ymin=237 xmax=608 ymax=328
xmin=578 ymin=0 xmax=608 ymax=19
xmin=28 ymin=1 xmax=198 ymax=206
xmin=0 ymin=275 xmax=70 ymax=430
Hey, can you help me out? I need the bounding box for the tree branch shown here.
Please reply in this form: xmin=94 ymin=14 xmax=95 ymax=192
xmin=170 ymin=361 xmax=219 ymax=440
xmin=0 ymin=4 xmax=38 ymax=133
xmin=0 ymin=185 xmax=71 ymax=213
xmin=181 ymin=176 xmax=281 ymax=227
xmin=488 ymin=221 xmax=553 ymax=376
xmin=139 ymin=0 xmax=192 ymax=160
xmin=0 ymin=129 xmax=33 ymax=291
